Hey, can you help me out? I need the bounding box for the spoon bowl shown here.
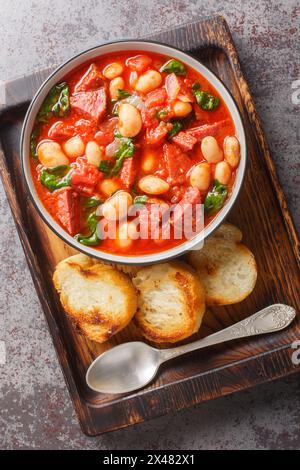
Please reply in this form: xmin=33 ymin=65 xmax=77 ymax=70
xmin=86 ymin=341 xmax=161 ymax=394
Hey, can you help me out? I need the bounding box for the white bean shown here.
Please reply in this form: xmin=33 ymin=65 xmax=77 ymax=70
xmin=37 ymin=140 xmax=69 ymax=167
xmin=117 ymin=221 xmax=139 ymax=250
xmin=223 ymin=136 xmax=240 ymax=168
xmin=173 ymin=100 xmax=192 ymax=118
xmin=109 ymin=77 xmax=125 ymax=100
xmin=147 ymin=197 xmax=169 ymax=211
xmin=135 ymin=70 xmax=162 ymax=94
xmin=103 ymin=62 xmax=124 ymax=79
xmin=141 ymin=149 xmax=156 ymax=173
xmin=214 ymin=161 xmax=232 ymax=185
xmin=98 ymin=178 xmax=120 ymax=197
xmin=86 ymin=141 xmax=103 ymax=167
xmin=101 ymin=190 xmax=133 ymax=221
xmin=63 ymin=135 xmax=85 ymax=158
xmin=201 ymin=136 xmax=223 ymax=163
xmin=138 ymin=175 xmax=169 ymax=195
xmin=190 ymin=163 xmax=211 ymax=191
xmin=118 ymin=103 xmax=142 ymax=138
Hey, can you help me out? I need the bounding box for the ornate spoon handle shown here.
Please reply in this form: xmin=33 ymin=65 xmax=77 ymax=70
xmin=160 ymin=304 xmax=296 ymax=363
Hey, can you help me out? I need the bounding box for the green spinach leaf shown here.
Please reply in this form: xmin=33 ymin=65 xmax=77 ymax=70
xmin=133 ymin=195 xmax=148 ymax=205
xmin=156 ymin=108 xmax=168 ymax=120
xmin=75 ymin=213 xmax=101 ymax=246
xmin=117 ymin=89 xmax=131 ymax=99
xmin=115 ymin=138 xmax=135 ymax=159
xmin=37 ymin=82 xmax=70 ymax=123
xmin=114 ymin=128 xmax=122 ymax=138
xmin=99 ymin=160 xmax=113 ymax=176
xmin=160 ymin=59 xmax=186 ymax=76
xmin=110 ymin=155 xmax=128 ymax=176
xmin=82 ymin=196 xmax=102 ymax=208
xmin=204 ymin=180 xmax=228 ymax=215
xmin=192 ymin=82 xmax=220 ymax=111
xmin=40 ymin=165 xmax=72 ymax=191
xmin=110 ymin=138 xmax=135 ymax=176
xmin=30 ymin=125 xmax=39 ymax=159
xmin=99 ymin=139 xmax=135 ymax=177
xmin=168 ymin=121 xmax=183 ymax=139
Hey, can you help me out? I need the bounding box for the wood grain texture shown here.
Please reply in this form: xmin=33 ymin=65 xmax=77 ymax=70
xmin=0 ymin=16 xmax=299 ymax=436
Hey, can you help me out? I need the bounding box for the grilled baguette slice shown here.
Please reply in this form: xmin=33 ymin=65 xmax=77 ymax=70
xmin=132 ymin=262 xmax=206 ymax=343
xmin=102 ymin=262 xmax=141 ymax=278
xmin=53 ymin=254 xmax=137 ymax=343
xmin=188 ymin=223 xmax=257 ymax=305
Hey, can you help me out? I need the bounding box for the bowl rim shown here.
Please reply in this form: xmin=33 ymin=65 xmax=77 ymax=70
xmin=20 ymin=39 xmax=247 ymax=265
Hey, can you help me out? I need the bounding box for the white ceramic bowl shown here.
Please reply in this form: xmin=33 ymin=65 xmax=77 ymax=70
xmin=21 ymin=40 xmax=246 ymax=265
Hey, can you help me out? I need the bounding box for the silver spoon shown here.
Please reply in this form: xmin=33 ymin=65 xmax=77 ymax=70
xmin=86 ymin=304 xmax=296 ymax=395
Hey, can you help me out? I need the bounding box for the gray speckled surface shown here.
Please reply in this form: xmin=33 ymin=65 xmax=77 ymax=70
xmin=1 ymin=0 xmax=300 ymax=450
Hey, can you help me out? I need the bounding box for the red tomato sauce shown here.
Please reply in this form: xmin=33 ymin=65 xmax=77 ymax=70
xmin=30 ymin=51 xmax=237 ymax=256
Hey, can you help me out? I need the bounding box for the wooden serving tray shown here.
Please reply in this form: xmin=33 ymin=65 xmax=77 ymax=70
xmin=0 ymin=16 xmax=299 ymax=436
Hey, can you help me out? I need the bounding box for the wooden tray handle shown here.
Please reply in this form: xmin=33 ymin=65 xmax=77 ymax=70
xmin=0 ymin=67 xmax=55 ymax=119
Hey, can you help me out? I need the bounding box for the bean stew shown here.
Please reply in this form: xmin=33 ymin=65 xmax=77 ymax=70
xmin=30 ymin=51 xmax=240 ymax=255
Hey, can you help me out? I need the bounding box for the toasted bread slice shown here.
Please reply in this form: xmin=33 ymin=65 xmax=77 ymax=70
xmin=77 ymin=321 xmax=120 ymax=343
xmin=209 ymin=223 xmax=242 ymax=243
xmin=53 ymin=254 xmax=137 ymax=343
xmin=102 ymin=262 xmax=141 ymax=278
xmin=188 ymin=223 xmax=257 ymax=305
xmin=115 ymin=264 xmax=141 ymax=277
xmin=132 ymin=262 xmax=206 ymax=343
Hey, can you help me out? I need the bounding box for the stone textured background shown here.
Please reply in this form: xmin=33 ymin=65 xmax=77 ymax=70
xmin=0 ymin=0 xmax=299 ymax=450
